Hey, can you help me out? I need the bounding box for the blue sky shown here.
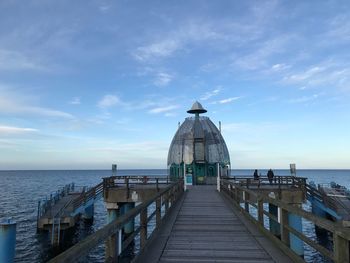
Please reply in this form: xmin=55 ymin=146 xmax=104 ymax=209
xmin=0 ymin=0 xmax=350 ymax=169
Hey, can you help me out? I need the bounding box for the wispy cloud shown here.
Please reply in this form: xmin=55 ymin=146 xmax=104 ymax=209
xmin=69 ymin=97 xmax=81 ymax=105
xmin=133 ymin=39 xmax=181 ymax=62
xmin=271 ymin=63 xmax=290 ymax=72
xmin=0 ymin=90 xmax=74 ymax=119
xmin=97 ymin=95 xmax=120 ymax=108
xmin=148 ymin=105 xmax=179 ymax=114
xmin=200 ymin=87 xmax=221 ymax=101
xmin=211 ymin=96 xmax=241 ymax=104
xmin=282 ymin=62 xmax=350 ymax=91
xmin=233 ymin=35 xmax=293 ymax=71
xmin=288 ymin=93 xmax=322 ymax=104
xmin=0 ymin=125 xmax=38 ymax=135
xmin=154 ymin=72 xmax=173 ymax=87
xmin=325 ymin=14 xmax=350 ymax=43
xmin=99 ymin=5 xmax=111 ymax=12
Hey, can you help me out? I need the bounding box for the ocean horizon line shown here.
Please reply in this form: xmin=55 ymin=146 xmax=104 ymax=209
xmin=1 ymin=168 xmax=350 ymax=171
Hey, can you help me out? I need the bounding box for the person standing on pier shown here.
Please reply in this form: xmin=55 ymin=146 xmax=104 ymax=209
xmin=253 ymin=169 xmax=259 ymax=180
xmin=267 ymin=169 xmax=274 ymax=184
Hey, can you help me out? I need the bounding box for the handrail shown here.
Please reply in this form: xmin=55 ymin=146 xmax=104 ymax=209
xmin=48 ymin=179 xmax=184 ymax=263
xmin=220 ymin=179 xmax=350 ymax=262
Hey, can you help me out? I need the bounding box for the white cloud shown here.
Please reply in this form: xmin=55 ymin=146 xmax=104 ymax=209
xmin=219 ymin=97 xmax=241 ymax=104
xmin=325 ymin=14 xmax=350 ymax=43
xmin=288 ymin=93 xmax=322 ymax=104
xmin=0 ymin=91 xmax=74 ymax=119
xmin=132 ymin=21 xmax=231 ymax=62
xmin=200 ymin=88 xmax=221 ymax=101
xmin=233 ymin=36 xmax=292 ymax=71
xmin=211 ymin=96 xmax=241 ymax=104
xmin=99 ymin=5 xmax=111 ymax=12
xmin=133 ymin=39 xmax=181 ymax=62
xmin=69 ymin=97 xmax=81 ymax=105
xmin=164 ymin=112 xmax=177 ymax=117
xmin=154 ymin=72 xmax=173 ymax=87
xmin=0 ymin=125 xmax=38 ymax=135
xmin=282 ymin=62 xmax=350 ymax=91
xmin=286 ymin=67 xmax=325 ymax=82
xmin=97 ymin=95 xmax=120 ymax=108
xmin=271 ymin=63 xmax=290 ymax=71
xmin=148 ymin=105 xmax=179 ymax=114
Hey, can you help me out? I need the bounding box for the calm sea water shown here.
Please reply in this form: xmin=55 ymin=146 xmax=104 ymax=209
xmin=1 ymin=169 xmax=349 ymax=262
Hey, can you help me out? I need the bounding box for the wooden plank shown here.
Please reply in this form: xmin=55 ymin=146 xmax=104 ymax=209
xmin=157 ymin=185 xmax=276 ymax=263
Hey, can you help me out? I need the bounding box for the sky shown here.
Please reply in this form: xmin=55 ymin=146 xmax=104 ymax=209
xmin=0 ymin=0 xmax=350 ymax=170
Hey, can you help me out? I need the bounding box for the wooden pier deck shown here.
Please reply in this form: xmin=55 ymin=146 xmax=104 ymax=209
xmin=137 ymin=185 xmax=293 ymax=263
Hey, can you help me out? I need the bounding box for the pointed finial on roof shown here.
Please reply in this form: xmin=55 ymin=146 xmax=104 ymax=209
xmin=187 ymin=101 xmax=207 ymax=114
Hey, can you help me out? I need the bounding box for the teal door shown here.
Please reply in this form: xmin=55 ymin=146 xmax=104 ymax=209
xmin=195 ymin=163 xmax=205 ymax=184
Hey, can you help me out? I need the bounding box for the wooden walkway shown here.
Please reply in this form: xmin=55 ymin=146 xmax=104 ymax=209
xmin=137 ymin=185 xmax=293 ymax=263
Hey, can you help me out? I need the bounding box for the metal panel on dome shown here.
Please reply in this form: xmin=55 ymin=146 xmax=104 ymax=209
xmin=167 ymin=117 xmax=230 ymax=165
xmin=194 ymin=141 xmax=205 ymax=162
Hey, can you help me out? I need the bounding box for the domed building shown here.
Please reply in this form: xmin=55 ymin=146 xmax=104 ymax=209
xmin=167 ymin=102 xmax=231 ymax=185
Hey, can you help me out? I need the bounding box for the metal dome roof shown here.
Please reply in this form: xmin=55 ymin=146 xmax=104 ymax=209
xmin=167 ymin=116 xmax=230 ymax=165
xmin=187 ymin=101 xmax=207 ymax=114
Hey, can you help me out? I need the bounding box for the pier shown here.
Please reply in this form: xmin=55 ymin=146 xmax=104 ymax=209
xmin=44 ymin=174 xmax=350 ymax=263
xmin=34 ymin=103 xmax=350 ymax=263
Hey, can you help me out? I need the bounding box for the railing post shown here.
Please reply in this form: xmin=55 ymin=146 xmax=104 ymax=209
xmin=244 ymin=191 xmax=249 ymax=213
xmin=235 ymin=187 xmax=239 ymax=204
xmin=126 ymin=177 xmax=130 ymax=199
xmin=257 ymin=198 xmax=264 ymax=225
xmin=156 ymin=197 xmax=161 ymax=228
xmin=140 ymin=208 xmax=148 ymax=249
xmin=333 ymin=232 xmax=349 ymax=263
xmin=156 ymin=178 xmax=159 ymax=192
xmin=165 ymin=192 xmax=169 ymax=213
xmin=217 ymin=162 xmax=220 ymax=192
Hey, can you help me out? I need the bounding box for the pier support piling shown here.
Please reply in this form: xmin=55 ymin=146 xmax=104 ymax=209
xmin=0 ymin=219 xmax=16 ymax=263
xmin=288 ymin=212 xmax=304 ymax=257
xmin=121 ymin=203 xmax=135 ymax=235
xmin=82 ymin=204 xmax=94 ymax=221
xmin=269 ymin=203 xmax=280 ymax=237
xmin=311 ymin=201 xmax=327 ymax=235
xmin=105 ymin=204 xmax=119 ymax=261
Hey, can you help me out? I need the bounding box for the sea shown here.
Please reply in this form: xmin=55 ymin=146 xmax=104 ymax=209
xmin=1 ymin=169 xmax=349 ymax=263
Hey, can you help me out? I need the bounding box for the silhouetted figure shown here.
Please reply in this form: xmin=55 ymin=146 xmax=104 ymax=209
xmin=253 ymin=169 xmax=259 ymax=180
xmin=267 ymin=169 xmax=274 ymax=184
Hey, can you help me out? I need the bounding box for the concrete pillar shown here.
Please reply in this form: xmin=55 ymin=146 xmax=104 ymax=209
xmin=107 ymin=208 xmax=118 ymax=223
xmin=288 ymin=212 xmax=304 ymax=257
xmin=82 ymin=204 xmax=94 ymax=221
xmin=311 ymin=202 xmax=327 ymax=235
xmin=105 ymin=203 xmax=119 ymax=260
xmin=269 ymin=203 xmax=280 ymax=237
xmin=121 ymin=203 xmax=135 ymax=235
xmin=0 ymin=219 xmax=16 ymax=263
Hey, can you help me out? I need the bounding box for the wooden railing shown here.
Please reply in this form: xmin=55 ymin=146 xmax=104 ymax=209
xmin=305 ymin=183 xmax=338 ymax=212
xmin=223 ymin=175 xmax=307 ymax=189
xmin=71 ymin=182 xmax=104 ymax=211
xmin=220 ymin=179 xmax=350 ymax=263
xmin=48 ymin=179 xmax=183 ymax=263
